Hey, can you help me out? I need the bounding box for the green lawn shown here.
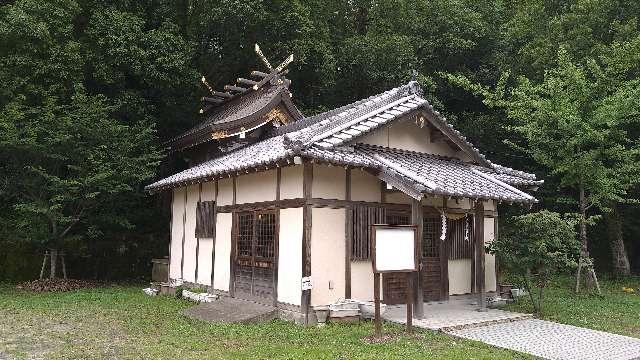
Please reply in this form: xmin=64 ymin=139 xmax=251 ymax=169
xmin=504 ymin=275 xmax=640 ymax=338
xmin=0 ymin=285 xmax=529 ymax=359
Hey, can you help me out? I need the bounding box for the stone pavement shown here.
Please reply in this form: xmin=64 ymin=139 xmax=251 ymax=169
xmin=183 ymin=297 xmax=277 ymax=323
xmin=382 ymin=297 xmax=532 ymax=330
xmin=448 ymin=319 xmax=640 ymax=360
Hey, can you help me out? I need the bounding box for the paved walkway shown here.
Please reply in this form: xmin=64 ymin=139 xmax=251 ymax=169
xmin=382 ymin=298 xmax=640 ymax=359
xmin=447 ymin=319 xmax=640 ymax=360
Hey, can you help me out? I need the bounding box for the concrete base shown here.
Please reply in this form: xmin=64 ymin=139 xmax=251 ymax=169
xmin=184 ymin=297 xmax=277 ymax=324
xmin=383 ymin=296 xmax=531 ymax=331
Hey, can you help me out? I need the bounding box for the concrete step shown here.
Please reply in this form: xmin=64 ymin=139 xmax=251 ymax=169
xmin=183 ymin=297 xmax=277 ymax=324
xmin=439 ymin=313 xmax=534 ymax=332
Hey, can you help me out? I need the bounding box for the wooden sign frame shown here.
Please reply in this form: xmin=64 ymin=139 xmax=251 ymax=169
xmin=371 ymin=224 xmax=418 ymax=273
xmin=370 ymin=224 xmax=418 ymax=337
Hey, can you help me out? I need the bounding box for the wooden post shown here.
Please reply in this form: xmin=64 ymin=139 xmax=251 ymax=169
xmin=50 ymin=248 xmax=58 ymax=279
xmin=302 ymin=161 xmax=313 ymax=326
xmin=411 ymin=199 xmax=424 ymax=319
xmin=406 ymin=272 xmax=413 ymax=334
xmin=374 ymin=272 xmax=381 ymax=337
xmin=474 ymin=201 xmax=486 ymax=312
xmin=40 ymin=251 xmax=48 ymax=279
xmin=61 ymin=252 xmax=67 ymax=279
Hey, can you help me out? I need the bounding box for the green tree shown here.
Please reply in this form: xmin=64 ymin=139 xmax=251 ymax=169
xmin=446 ymin=46 xmax=640 ymax=286
xmin=0 ymin=0 xmax=190 ymax=278
xmin=488 ymin=211 xmax=580 ymax=316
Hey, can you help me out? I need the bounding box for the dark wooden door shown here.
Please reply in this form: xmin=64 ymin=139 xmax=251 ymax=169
xmin=422 ymin=215 xmax=442 ymax=301
xmin=233 ymin=211 xmax=276 ymax=303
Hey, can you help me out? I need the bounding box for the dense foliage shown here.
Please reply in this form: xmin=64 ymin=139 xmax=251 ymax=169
xmin=1 ymin=0 xmax=639 ymax=280
xmin=489 ymin=211 xmax=580 ymax=315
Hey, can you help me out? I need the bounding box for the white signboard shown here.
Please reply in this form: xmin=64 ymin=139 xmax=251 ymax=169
xmin=301 ymin=276 xmax=313 ymax=291
xmin=372 ymin=225 xmax=417 ymax=273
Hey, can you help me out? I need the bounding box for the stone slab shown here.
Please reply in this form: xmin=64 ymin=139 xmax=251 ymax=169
xmin=382 ymin=298 xmax=531 ymax=331
xmin=183 ymin=297 xmax=276 ymax=324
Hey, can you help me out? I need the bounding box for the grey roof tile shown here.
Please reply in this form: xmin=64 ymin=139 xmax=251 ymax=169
xmin=147 ymin=81 xmax=541 ymax=203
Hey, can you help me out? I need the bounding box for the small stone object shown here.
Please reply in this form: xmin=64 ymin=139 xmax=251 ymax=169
xmin=143 ymin=287 xmax=158 ymax=296
xmin=313 ymin=305 xmax=329 ymax=327
xmin=358 ymin=301 xmax=387 ymax=319
xmin=182 ymin=289 xmax=218 ymax=303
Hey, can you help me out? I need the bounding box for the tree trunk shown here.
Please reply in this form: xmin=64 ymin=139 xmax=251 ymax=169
xmin=607 ymin=205 xmax=630 ymax=276
xmin=577 ymin=184 xmax=598 ymax=290
xmin=49 ymin=248 xmax=58 ymax=279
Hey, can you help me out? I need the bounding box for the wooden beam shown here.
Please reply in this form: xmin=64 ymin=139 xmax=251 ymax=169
xmin=440 ymin=196 xmax=449 ymax=301
xmin=474 ymin=200 xmax=486 ymax=311
xmin=411 ymin=198 xmax=424 ymax=319
xmin=224 ymin=85 xmax=249 ymax=93
xmin=237 ymin=77 xmax=258 ymax=86
xmin=212 ymin=91 xmax=233 ymax=98
xmin=202 ymin=96 xmax=224 ymax=104
xmin=345 ymin=168 xmax=352 ymax=299
xmin=251 ymin=70 xmax=269 ymax=78
xmin=302 ymin=161 xmax=313 ymax=325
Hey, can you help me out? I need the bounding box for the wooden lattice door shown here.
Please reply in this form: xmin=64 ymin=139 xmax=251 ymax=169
xmin=422 ymin=215 xmax=442 ymax=301
xmin=233 ymin=210 xmax=277 ymax=303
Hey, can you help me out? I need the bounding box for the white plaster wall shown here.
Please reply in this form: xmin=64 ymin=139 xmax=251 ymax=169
xmin=182 ymin=184 xmax=199 ymax=283
xmin=201 ymin=181 xmax=216 ymax=201
xmin=484 ymin=217 xmax=497 ymax=292
xmin=277 ymin=208 xmax=303 ymax=305
xmin=350 ymin=169 xmax=380 ymax=202
xmin=350 ymin=261 xmax=383 ymax=301
xmin=196 ymin=238 xmax=213 ymax=286
xmin=217 ymin=177 xmax=234 ymax=205
xmin=355 ymin=115 xmax=462 ymax=158
xmin=213 ymin=212 xmax=232 ymax=291
xmin=236 ymin=170 xmax=277 ymax=204
xmin=280 ymin=165 xmax=303 ymax=199
xmin=170 ymin=187 xmax=185 ymax=279
xmin=449 ymin=259 xmax=472 ymax=295
xmin=310 ymin=208 xmax=346 ymax=306
xmin=312 ymin=164 xmax=345 ymax=199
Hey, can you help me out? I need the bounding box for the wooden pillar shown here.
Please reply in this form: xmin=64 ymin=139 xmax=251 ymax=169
xmin=345 ymin=168 xmax=352 ymax=299
xmin=474 ymin=200 xmax=486 ymax=311
xmin=302 ymin=161 xmax=313 ymax=325
xmin=411 ymin=198 xmax=424 ymax=319
xmin=440 ymin=196 xmax=449 ymax=301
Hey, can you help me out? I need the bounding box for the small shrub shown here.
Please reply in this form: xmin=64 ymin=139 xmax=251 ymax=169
xmin=488 ymin=210 xmax=580 ymax=316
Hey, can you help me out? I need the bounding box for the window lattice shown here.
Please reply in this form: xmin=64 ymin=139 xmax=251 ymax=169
xmin=237 ymin=213 xmax=253 ymax=258
xmin=255 ymin=212 xmax=276 ymax=259
xmin=423 ymin=216 xmax=440 ymax=258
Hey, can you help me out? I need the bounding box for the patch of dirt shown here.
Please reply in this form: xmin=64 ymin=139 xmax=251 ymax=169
xmin=16 ymin=279 xmax=105 ymax=292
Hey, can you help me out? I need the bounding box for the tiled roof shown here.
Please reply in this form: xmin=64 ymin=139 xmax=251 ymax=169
xmin=356 ymin=145 xmax=536 ymax=203
xmin=169 ymin=83 xmax=302 ymax=152
xmin=147 ymin=81 xmax=541 ymax=202
xmin=284 ymin=83 xmax=425 ymax=148
xmin=149 ymin=135 xmax=293 ymax=192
